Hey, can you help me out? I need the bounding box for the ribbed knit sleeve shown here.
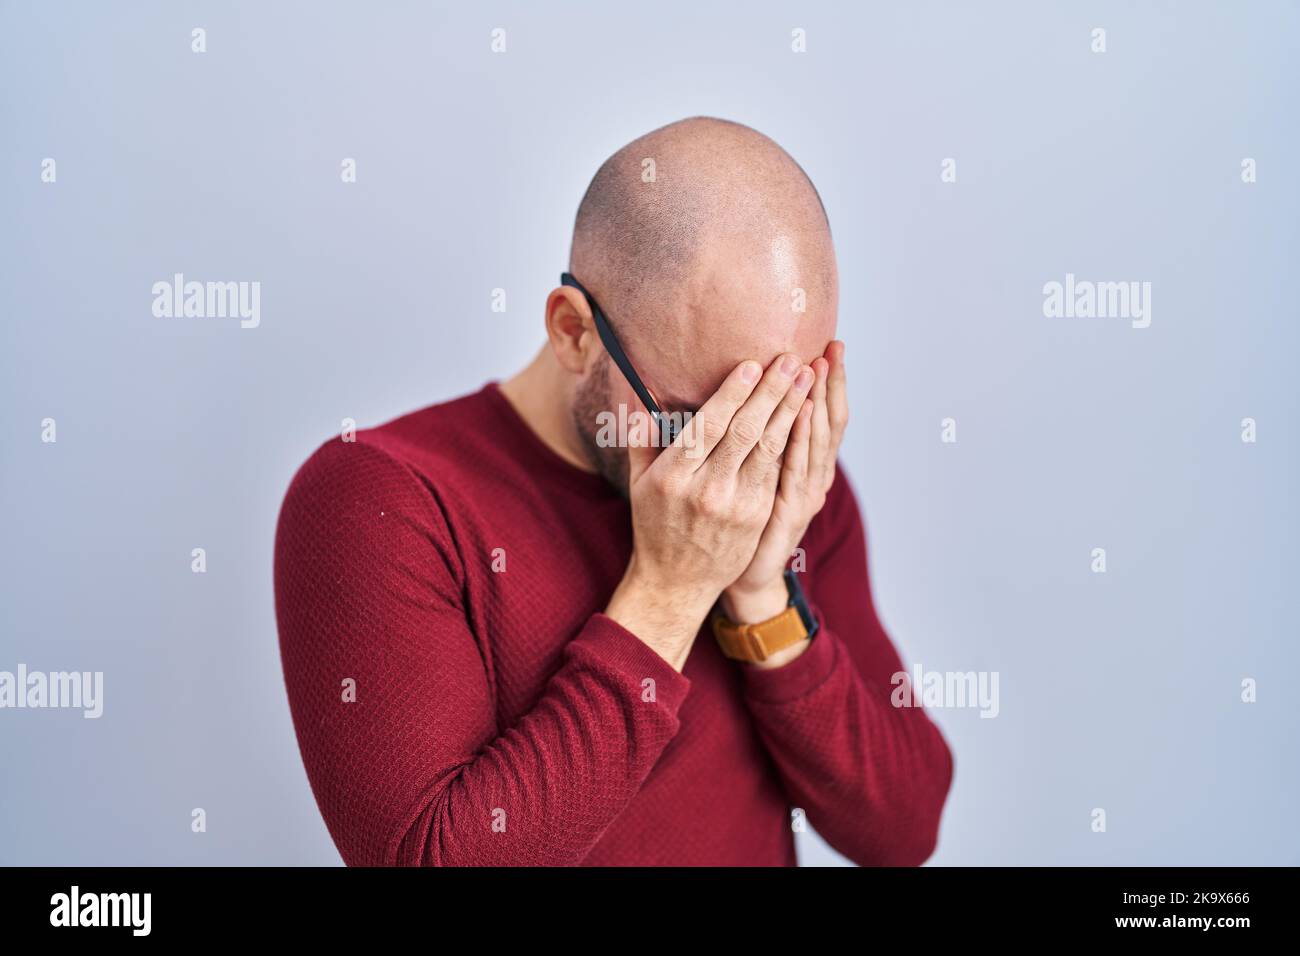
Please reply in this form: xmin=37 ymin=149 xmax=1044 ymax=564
xmin=739 ymin=465 xmax=954 ymax=866
xmin=273 ymin=439 xmax=691 ymax=866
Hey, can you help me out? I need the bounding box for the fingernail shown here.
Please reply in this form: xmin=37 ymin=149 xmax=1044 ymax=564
xmin=780 ymin=354 xmax=798 ymax=376
xmin=740 ymin=361 xmax=760 ymax=383
xmin=794 ymin=368 xmax=813 ymax=390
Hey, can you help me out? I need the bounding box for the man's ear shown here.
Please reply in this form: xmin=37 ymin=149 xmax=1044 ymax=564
xmin=545 ymin=286 xmax=599 ymax=374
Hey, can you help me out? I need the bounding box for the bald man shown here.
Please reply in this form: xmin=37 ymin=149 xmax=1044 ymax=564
xmin=274 ymin=117 xmax=954 ymax=867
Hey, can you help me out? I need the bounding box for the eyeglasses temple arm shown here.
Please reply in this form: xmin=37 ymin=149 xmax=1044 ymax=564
xmin=560 ymin=273 xmax=679 ymax=444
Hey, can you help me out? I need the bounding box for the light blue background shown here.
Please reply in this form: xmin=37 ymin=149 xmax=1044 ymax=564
xmin=2 ymin=1 xmax=1296 ymax=865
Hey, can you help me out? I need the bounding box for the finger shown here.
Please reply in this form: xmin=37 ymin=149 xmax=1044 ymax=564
xmin=741 ymin=364 xmax=813 ymax=484
xmin=670 ymin=359 xmax=763 ymax=470
xmin=808 ymin=357 xmax=832 ymax=488
xmin=779 ymin=398 xmax=814 ymax=499
xmin=708 ymin=353 xmax=803 ymax=475
xmin=826 ymin=340 xmax=849 ymax=446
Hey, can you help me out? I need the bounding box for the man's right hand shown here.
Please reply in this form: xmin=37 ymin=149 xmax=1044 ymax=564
xmin=604 ymin=353 xmax=815 ymax=671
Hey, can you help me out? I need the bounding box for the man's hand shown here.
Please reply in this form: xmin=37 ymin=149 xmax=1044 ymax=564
xmin=720 ymin=341 xmax=848 ymax=661
xmin=604 ymin=353 xmax=815 ymax=671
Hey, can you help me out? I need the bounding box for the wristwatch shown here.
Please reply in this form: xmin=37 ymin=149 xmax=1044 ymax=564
xmin=712 ymin=569 xmax=819 ymax=663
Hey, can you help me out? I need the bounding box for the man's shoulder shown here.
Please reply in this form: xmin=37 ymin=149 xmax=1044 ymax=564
xmin=821 ymin=460 xmax=862 ymax=517
xmin=803 ymin=461 xmax=866 ymax=552
xmin=362 ymin=383 xmax=504 ymax=467
xmin=281 ymin=384 xmax=506 ymax=515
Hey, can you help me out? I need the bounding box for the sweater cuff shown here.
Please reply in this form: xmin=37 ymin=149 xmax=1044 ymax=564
xmin=740 ymin=609 xmax=839 ymax=705
xmin=566 ymin=613 xmax=693 ymax=716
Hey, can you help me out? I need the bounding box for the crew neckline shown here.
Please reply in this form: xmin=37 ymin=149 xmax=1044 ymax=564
xmin=480 ymin=381 xmax=621 ymax=498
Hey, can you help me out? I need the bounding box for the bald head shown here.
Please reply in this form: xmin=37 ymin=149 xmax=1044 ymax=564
xmin=569 ymin=117 xmax=837 ymax=410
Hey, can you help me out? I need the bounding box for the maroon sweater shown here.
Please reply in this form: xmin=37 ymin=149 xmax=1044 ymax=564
xmin=274 ymin=383 xmax=954 ymax=866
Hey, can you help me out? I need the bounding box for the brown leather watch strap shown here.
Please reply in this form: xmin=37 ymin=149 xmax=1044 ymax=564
xmin=712 ymin=605 xmax=811 ymax=663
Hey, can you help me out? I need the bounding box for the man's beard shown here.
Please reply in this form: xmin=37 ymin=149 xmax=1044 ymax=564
xmin=571 ymin=351 xmax=630 ymax=495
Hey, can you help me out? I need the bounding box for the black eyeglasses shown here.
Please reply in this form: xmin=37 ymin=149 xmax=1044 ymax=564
xmin=560 ymin=272 xmax=682 ymax=444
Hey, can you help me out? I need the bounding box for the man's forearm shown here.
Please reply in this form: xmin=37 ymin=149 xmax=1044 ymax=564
xmin=604 ymin=557 xmax=716 ymax=672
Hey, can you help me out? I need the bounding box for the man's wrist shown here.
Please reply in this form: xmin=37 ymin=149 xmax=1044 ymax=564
xmin=605 ymin=559 xmax=715 ymax=672
xmin=720 ymin=577 xmax=789 ymax=625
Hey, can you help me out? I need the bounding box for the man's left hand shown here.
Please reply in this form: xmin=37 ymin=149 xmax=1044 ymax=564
xmin=721 ymin=340 xmax=848 ymax=665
